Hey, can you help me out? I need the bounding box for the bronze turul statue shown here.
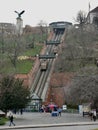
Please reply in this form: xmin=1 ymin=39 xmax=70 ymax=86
xmin=14 ymin=10 xmax=25 ymax=18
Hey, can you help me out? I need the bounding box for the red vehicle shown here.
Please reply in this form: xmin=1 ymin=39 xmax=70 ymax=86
xmin=45 ymin=104 xmax=58 ymax=112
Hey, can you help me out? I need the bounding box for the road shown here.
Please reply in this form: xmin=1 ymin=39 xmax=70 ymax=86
xmin=1 ymin=112 xmax=98 ymax=130
xmin=2 ymin=125 xmax=98 ymax=130
xmin=5 ymin=112 xmax=93 ymax=126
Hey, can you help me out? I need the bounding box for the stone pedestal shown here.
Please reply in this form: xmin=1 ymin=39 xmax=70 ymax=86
xmin=16 ymin=17 xmax=23 ymax=35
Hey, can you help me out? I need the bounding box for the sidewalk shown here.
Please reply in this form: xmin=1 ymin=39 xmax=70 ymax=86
xmin=1 ymin=112 xmax=98 ymax=129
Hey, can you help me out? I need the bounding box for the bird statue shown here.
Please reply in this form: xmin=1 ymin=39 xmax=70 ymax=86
xmin=14 ymin=10 xmax=25 ymax=18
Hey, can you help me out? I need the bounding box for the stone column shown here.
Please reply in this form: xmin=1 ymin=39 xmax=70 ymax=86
xmin=16 ymin=17 xmax=23 ymax=35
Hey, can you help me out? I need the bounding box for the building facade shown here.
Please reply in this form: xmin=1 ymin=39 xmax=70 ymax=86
xmin=87 ymin=6 xmax=98 ymax=25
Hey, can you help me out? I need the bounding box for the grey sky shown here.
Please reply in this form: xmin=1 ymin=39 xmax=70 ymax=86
xmin=0 ymin=0 xmax=98 ymax=26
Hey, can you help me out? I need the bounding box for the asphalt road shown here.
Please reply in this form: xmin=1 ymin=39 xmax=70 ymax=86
xmin=1 ymin=112 xmax=98 ymax=130
xmin=5 ymin=112 xmax=95 ymax=126
xmin=1 ymin=125 xmax=98 ymax=130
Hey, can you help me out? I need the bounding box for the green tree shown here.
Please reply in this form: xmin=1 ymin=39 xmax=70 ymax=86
xmin=0 ymin=76 xmax=31 ymax=114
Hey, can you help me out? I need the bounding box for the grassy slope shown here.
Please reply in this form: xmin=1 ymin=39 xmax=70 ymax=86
xmin=0 ymin=44 xmax=43 ymax=74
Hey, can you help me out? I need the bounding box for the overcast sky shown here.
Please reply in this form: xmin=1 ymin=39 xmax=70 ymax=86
xmin=0 ymin=0 xmax=98 ymax=27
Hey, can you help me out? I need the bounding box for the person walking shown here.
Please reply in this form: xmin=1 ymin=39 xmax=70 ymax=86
xmin=89 ymin=110 xmax=93 ymax=120
xmin=20 ymin=109 xmax=23 ymax=115
xmin=58 ymin=107 xmax=62 ymax=116
xmin=9 ymin=113 xmax=15 ymax=126
xmin=93 ymin=109 xmax=97 ymax=121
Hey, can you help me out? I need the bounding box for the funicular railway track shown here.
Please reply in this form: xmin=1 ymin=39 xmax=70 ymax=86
xmin=30 ymin=34 xmax=56 ymax=94
xmin=29 ymin=20 xmax=71 ymax=104
xmin=36 ymin=34 xmax=61 ymax=99
xmin=30 ymin=32 xmax=63 ymax=100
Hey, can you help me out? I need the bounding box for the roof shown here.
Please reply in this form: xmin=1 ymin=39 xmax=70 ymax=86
xmin=90 ymin=6 xmax=98 ymax=13
xmin=31 ymin=93 xmax=40 ymax=99
xmin=0 ymin=110 xmax=5 ymax=114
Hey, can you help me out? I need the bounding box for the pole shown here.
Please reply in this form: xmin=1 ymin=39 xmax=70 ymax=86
xmin=88 ymin=2 xmax=91 ymax=23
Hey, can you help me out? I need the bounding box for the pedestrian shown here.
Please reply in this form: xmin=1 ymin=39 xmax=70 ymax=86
xmin=93 ymin=109 xmax=97 ymax=121
xmin=9 ymin=113 xmax=15 ymax=126
xmin=39 ymin=106 xmax=44 ymax=112
xmin=89 ymin=110 xmax=93 ymax=120
xmin=58 ymin=107 xmax=62 ymax=116
xmin=20 ymin=109 xmax=23 ymax=115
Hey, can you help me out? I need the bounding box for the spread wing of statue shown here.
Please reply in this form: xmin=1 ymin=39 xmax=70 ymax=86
xmin=14 ymin=10 xmax=25 ymax=18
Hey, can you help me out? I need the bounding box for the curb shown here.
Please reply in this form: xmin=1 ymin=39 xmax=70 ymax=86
xmin=0 ymin=122 xmax=98 ymax=129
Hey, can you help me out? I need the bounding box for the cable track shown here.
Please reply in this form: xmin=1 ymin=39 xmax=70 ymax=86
xmin=30 ymin=31 xmax=64 ymax=101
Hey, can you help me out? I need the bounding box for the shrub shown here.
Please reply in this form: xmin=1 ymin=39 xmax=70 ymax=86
xmin=0 ymin=118 xmax=8 ymax=125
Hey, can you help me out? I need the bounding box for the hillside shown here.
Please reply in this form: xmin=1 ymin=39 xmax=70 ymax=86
xmin=48 ymin=24 xmax=98 ymax=107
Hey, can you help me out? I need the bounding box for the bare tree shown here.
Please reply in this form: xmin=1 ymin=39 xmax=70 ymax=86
xmin=65 ymin=75 xmax=98 ymax=108
xmin=6 ymin=33 xmax=26 ymax=68
xmin=38 ymin=20 xmax=48 ymax=42
xmin=54 ymin=23 xmax=98 ymax=73
xmin=75 ymin=10 xmax=87 ymax=25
